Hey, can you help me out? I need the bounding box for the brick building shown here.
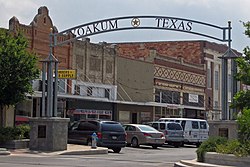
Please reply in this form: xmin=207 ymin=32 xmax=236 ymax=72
xmin=9 ymin=6 xmax=73 ymax=119
xmin=115 ymin=41 xmax=240 ymax=120
xmin=67 ymin=39 xmax=117 ymax=121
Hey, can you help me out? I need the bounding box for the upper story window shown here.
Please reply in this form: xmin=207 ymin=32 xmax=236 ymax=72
xmin=207 ymin=62 xmax=212 ymax=88
xmin=106 ymin=60 xmax=113 ymax=74
xmin=87 ymin=87 xmax=93 ymax=96
xmin=58 ymin=79 xmax=67 ymax=93
xmin=215 ymin=71 xmax=219 ymax=90
xmin=90 ymin=56 xmax=101 ymax=71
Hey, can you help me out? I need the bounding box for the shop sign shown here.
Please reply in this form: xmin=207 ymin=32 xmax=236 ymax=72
xmin=189 ymin=94 xmax=199 ymax=103
xmin=58 ymin=69 xmax=77 ymax=79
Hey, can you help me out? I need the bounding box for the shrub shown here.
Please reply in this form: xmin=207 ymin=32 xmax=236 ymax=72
xmin=0 ymin=125 xmax=30 ymax=142
xmin=216 ymin=140 xmax=250 ymax=157
xmin=16 ymin=124 xmax=30 ymax=139
xmin=196 ymin=136 xmax=227 ymax=162
xmin=237 ymin=108 xmax=250 ymax=142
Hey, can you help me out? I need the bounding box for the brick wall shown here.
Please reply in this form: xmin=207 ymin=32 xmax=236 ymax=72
xmin=116 ymin=41 xmax=204 ymax=64
xmin=8 ymin=6 xmax=72 ymax=70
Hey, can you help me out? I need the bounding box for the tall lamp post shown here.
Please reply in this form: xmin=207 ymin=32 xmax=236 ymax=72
xmin=40 ymin=28 xmax=59 ymax=117
xmin=29 ymin=28 xmax=69 ymax=152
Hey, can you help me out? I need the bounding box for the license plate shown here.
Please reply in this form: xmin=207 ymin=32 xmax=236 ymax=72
xmin=155 ymin=139 xmax=159 ymax=142
xmin=112 ymin=136 xmax=117 ymax=140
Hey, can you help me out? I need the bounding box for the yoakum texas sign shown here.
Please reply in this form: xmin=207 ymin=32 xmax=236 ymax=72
xmin=54 ymin=16 xmax=231 ymax=46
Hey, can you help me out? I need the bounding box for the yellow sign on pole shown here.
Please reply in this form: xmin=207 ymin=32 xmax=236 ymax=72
xmin=58 ymin=69 xmax=77 ymax=79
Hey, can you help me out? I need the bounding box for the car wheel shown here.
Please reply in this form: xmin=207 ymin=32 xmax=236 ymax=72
xmin=112 ymin=147 xmax=121 ymax=153
xmin=152 ymin=145 xmax=158 ymax=149
xmin=131 ymin=138 xmax=139 ymax=148
xmin=87 ymin=139 xmax=92 ymax=146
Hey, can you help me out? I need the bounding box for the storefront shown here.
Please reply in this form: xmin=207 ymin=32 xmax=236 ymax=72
xmin=67 ymin=109 xmax=112 ymax=121
xmin=66 ymin=99 xmax=114 ymax=123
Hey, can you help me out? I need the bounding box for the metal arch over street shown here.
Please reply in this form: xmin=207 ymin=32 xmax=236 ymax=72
xmin=53 ymin=16 xmax=231 ymax=46
xmin=43 ymin=15 xmax=237 ymax=121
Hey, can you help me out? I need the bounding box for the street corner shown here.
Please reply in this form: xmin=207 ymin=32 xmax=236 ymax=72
xmin=60 ymin=145 xmax=108 ymax=155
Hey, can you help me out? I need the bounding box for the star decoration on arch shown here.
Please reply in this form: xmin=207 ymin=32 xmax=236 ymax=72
xmin=131 ymin=18 xmax=140 ymax=27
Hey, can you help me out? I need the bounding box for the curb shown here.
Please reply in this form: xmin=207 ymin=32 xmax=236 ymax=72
xmin=60 ymin=148 xmax=108 ymax=155
xmin=174 ymin=159 xmax=234 ymax=167
xmin=0 ymin=148 xmax=11 ymax=156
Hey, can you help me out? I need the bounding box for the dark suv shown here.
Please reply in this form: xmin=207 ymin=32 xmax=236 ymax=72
xmin=68 ymin=120 xmax=126 ymax=153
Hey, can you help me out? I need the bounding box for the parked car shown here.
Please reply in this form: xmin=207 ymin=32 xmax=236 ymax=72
xmin=158 ymin=118 xmax=209 ymax=147
xmin=123 ymin=124 xmax=165 ymax=149
xmin=150 ymin=121 xmax=184 ymax=147
xmin=68 ymin=120 xmax=127 ymax=153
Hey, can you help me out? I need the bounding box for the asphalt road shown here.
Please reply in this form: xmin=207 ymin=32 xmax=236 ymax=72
xmin=0 ymin=145 xmax=197 ymax=167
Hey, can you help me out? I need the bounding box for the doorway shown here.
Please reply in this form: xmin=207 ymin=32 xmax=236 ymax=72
xmin=132 ymin=113 xmax=137 ymax=124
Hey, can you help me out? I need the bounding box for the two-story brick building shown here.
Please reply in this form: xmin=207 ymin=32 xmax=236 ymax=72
xmin=115 ymin=41 xmax=241 ymax=120
xmin=8 ymin=6 xmax=73 ymax=120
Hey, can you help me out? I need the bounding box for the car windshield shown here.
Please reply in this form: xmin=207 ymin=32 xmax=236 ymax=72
xmin=137 ymin=125 xmax=158 ymax=132
xmin=167 ymin=123 xmax=183 ymax=130
xmin=101 ymin=122 xmax=124 ymax=132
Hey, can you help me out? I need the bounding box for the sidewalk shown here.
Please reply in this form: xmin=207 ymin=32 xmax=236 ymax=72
xmin=0 ymin=144 xmax=108 ymax=156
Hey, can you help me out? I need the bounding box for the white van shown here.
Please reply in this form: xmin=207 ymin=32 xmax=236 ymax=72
xmin=158 ymin=118 xmax=209 ymax=146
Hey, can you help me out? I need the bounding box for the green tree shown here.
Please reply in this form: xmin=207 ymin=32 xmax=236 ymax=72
xmin=0 ymin=28 xmax=40 ymax=127
xmin=231 ymin=21 xmax=250 ymax=144
xmin=231 ymin=21 xmax=250 ymax=110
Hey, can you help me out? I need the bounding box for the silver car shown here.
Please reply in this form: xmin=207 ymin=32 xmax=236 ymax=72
xmin=150 ymin=121 xmax=184 ymax=147
xmin=123 ymin=124 xmax=165 ymax=149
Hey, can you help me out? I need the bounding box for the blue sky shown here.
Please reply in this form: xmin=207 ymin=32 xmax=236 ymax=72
xmin=0 ymin=0 xmax=249 ymax=52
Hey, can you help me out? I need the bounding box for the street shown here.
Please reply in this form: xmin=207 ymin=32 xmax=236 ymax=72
xmin=0 ymin=145 xmax=197 ymax=167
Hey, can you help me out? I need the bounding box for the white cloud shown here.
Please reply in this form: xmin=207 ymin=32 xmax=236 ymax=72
xmin=0 ymin=0 xmax=38 ymax=27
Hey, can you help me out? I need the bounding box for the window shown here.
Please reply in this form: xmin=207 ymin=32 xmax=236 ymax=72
xmin=87 ymin=87 xmax=93 ymax=96
xmin=214 ymin=101 xmax=219 ymax=109
xmin=58 ymin=79 xmax=66 ymax=93
xmin=76 ymin=54 xmax=84 ymax=69
xmin=74 ymin=85 xmax=80 ymax=95
xmin=127 ymin=126 xmax=136 ymax=131
xmin=154 ymin=89 xmax=160 ymax=102
xmin=167 ymin=123 xmax=182 ymax=130
xmin=200 ymin=121 xmax=207 ymax=129
xmin=101 ymin=122 xmax=124 ymax=132
xmin=87 ymin=114 xmax=97 ymax=119
xmin=90 ymin=57 xmax=101 ymax=71
xmin=207 ymin=65 xmax=212 ymax=88
xmin=106 ymin=60 xmax=113 ymax=73
xmin=219 ymin=128 xmax=228 ymax=138
xmin=77 ymin=121 xmax=98 ymax=131
xmin=152 ymin=123 xmax=159 ymax=130
xmin=192 ymin=121 xmax=199 ymax=129
xmin=105 ymin=89 xmax=110 ymax=99
xmin=159 ymin=123 xmax=166 ymax=130
xmin=181 ymin=121 xmax=186 ymax=130
xmin=215 ymin=71 xmax=219 ymax=90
